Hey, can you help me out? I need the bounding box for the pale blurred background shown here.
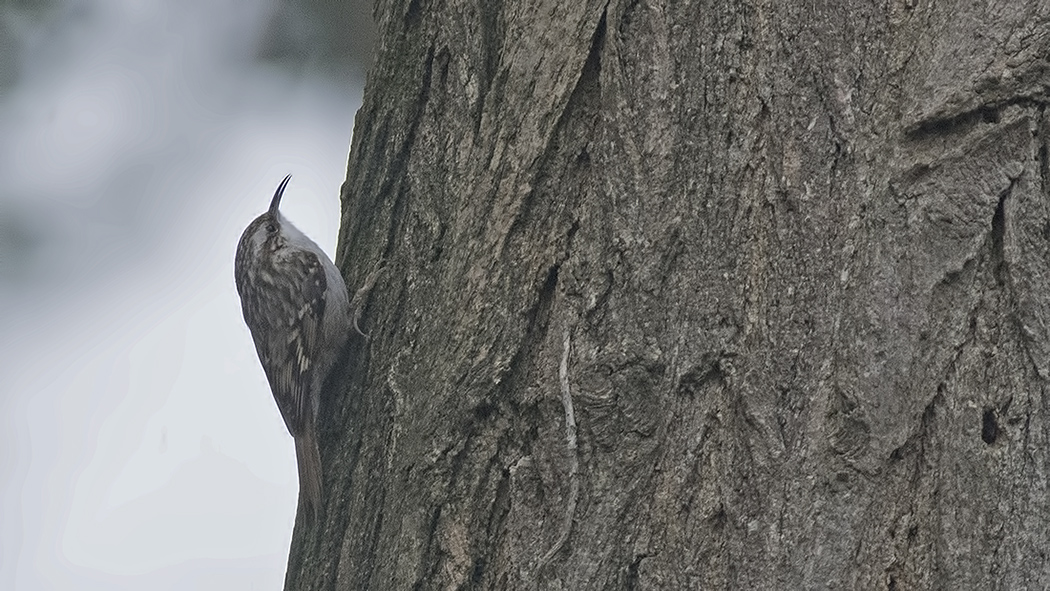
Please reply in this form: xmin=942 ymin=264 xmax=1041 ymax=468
xmin=0 ymin=0 xmax=372 ymax=588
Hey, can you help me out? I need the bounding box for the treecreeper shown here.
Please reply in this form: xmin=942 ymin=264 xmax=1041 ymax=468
xmin=234 ymin=174 xmax=351 ymax=522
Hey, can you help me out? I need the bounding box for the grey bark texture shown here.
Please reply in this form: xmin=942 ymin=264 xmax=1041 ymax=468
xmin=286 ymin=1 xmax=1050 ymax=589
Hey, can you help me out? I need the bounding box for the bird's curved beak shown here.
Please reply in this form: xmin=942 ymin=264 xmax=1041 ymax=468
xmin=269 ymin=174 xmax=292 ymax=216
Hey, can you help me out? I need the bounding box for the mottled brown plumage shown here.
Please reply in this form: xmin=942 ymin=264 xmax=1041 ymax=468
xmin=234 ymin=175 xmax=350 ymax=522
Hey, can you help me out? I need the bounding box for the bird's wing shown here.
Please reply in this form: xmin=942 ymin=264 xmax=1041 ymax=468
xmin=240 ymin=249 xmax=328 ymax=437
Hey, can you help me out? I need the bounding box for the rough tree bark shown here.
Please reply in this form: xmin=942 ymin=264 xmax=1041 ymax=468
xmin=287 ymin=1 xmax=1050 ymax=589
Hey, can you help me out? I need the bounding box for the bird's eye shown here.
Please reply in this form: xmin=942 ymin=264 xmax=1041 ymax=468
xmin=265 ymin=222 xmax=277 ymax=234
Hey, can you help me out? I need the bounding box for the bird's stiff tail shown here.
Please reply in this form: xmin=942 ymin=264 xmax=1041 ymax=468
xmin=295 ymin=429 xmax=323 ymax=523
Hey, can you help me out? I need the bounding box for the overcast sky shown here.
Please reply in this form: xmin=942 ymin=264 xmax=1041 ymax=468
xmin=0 ymin=1 xmax=366 ymax=588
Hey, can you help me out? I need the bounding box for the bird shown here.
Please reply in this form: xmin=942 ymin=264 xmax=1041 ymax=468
xmin=234 ymin=174 xmax=350 ymax=522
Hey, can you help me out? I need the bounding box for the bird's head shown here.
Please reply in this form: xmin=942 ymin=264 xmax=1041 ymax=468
xmin=237 ymin=174 xmax=292 ymax=260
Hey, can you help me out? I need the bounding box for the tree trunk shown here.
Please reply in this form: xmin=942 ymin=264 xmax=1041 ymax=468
xmin=288 ymin=1 xmax=1050 ymax=589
